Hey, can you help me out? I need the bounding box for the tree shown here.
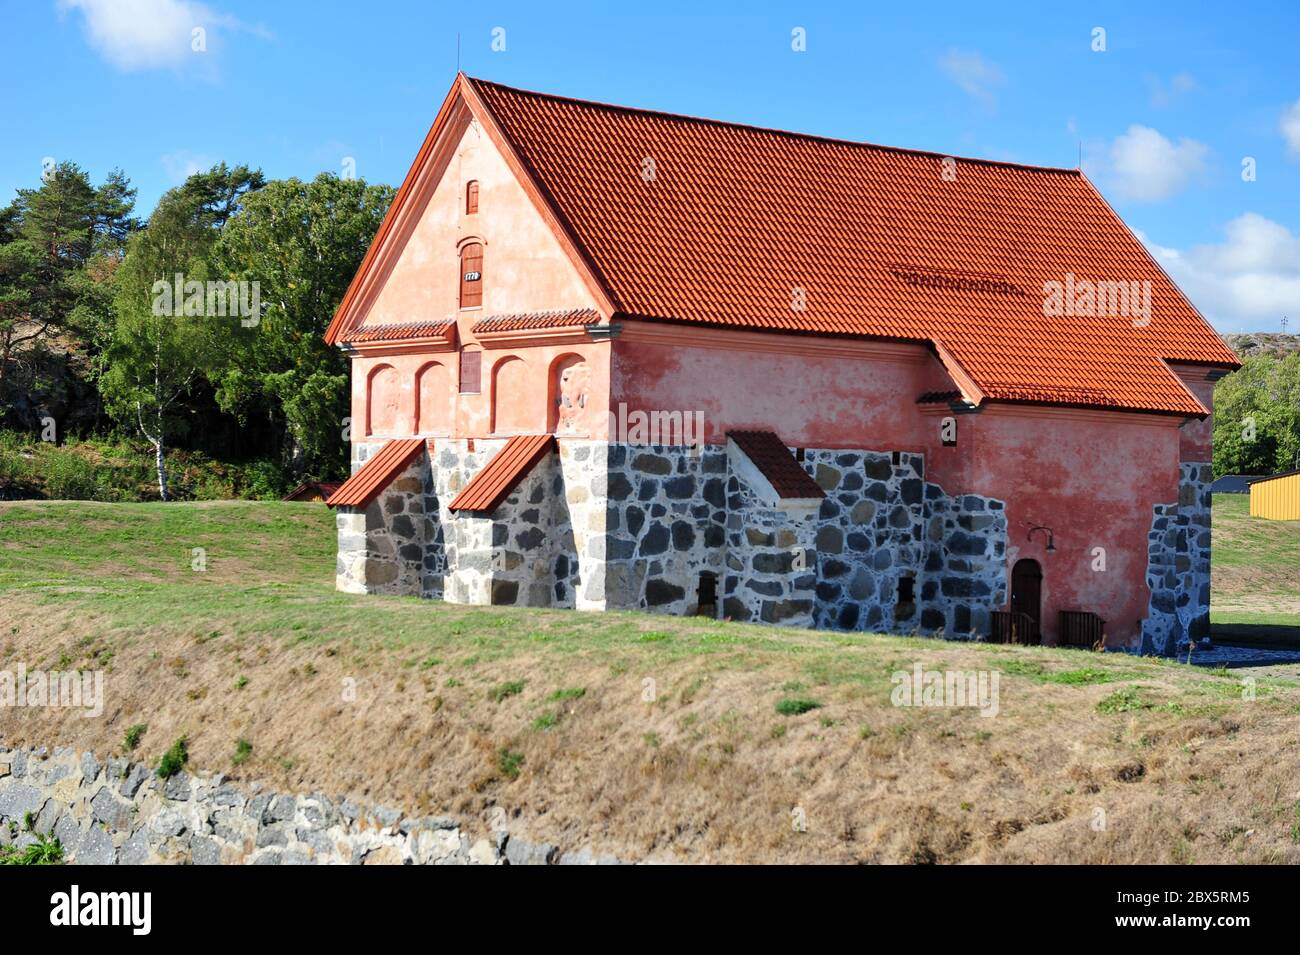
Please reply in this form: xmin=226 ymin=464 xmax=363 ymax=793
xmin=1213 ymin=355 xmax=1300 ymax=476
xmin=211 ymin=173 xmax=394 ymax=478
xmin=99 ymin=179 xmax=233 ymax=499
xmin=0 ymin=163 xmax=137 ymax=400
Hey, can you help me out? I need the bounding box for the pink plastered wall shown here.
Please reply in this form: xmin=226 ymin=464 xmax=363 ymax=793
xmin=346 ymin=115 xmax=611 ymax=441
xmin=350 ymin=335 xmax=611 ymax=441
xmin=612 ymin=323 xmax=1190 ymax=646
xmin=359 ymin=116 xmax=598 ymax=327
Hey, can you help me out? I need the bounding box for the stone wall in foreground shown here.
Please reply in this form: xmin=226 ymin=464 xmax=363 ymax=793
xmin=0 ymin=744 xmax=621 ymax=865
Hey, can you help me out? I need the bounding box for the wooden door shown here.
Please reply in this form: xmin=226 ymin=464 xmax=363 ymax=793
xmin=1010 ymin=559 xmax=1042 ymax=638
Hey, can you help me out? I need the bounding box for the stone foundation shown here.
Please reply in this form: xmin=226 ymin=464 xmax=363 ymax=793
xmin=1141 ymin=461 xmax=1212 ymax=655
xmin=337 ymin=437 xmax=1016 ymax=638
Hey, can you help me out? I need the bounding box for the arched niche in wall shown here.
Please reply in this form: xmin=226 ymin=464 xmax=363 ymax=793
xmin=367 ymin=363 xmax=403 ymax=436
xmin=548 ymin=353 xmax=590 ymax=434
xmin=491 ymin=355 xmax=532 ymax=435
xmin=415 ymin=361 xmax=450 ymax=435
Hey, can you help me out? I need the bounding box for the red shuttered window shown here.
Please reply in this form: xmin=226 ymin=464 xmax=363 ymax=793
xmin=466 ymin=180 xmax=479 ymax=214
xmin=459 ymin=349 xmax=481 ymax=394
xmin=460 ymin=242 xmax=483 ymax=309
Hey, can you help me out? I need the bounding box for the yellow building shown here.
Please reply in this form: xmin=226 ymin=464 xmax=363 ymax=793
xmin=1249 ymin=470 xmax=1300 ymax=520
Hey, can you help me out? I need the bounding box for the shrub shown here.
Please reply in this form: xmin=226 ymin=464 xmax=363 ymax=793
xmin=157 ymin=736 xmax=189 ymax=778
xmin=775 ymin=698 xmax=822 ymax=716
xmin=123 ymin=723 xmax=147 ymax=751
xmin=39 ymin=449 xmax=99 ymax=500
xmin=0 ymin=833 xmax=63 ymax=865
xmin=232 ymin=738 xmax=253 ymax=766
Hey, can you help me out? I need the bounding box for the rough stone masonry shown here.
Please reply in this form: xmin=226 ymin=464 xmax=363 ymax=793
xmin=336 ymin=438 xmax=1013 ymax=641
xmin=0 ymin=744 xmax=621 ymax=865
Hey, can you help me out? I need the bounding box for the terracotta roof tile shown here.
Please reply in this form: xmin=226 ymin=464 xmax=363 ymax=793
xmin=728 ymin=431 xmax=824 ymax=500
xmin=449 ymin=434 xmax=556 ymax=513
xmin=472 ymin=308 xmax=601 ymax=334
xmin=468 ymin=77 xmax=1239 ymax=415
xmin=344 ymin=320 xmax=455 ymax=343
xmin=327 ymin=439 xmax=428 ymax=509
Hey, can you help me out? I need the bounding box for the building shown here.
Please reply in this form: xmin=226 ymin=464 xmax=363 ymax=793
xmin=283 ymin=482 xmax=343 ymax=503
xmin=323 ymin=74 xmax=1239 ymax=653
xmin=1210 ymin=474 xmax=1263 ymax=494
xmin=1249 ymin=471 xmax=1300 ymax=520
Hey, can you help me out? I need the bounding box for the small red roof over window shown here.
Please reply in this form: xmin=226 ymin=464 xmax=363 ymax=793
xmin=472 ymin=308 xmax=600 ymax=334
xmin=327 ymin=438 xmax=428 ymax=509
xmin=342 ymin=320 xmax=455 ymax=344
xmin=449 ymin=434 xmax=556 ymax=513
xmin=728 ymin=431 xmax=824 ymax=500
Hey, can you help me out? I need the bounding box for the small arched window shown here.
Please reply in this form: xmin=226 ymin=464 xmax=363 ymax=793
xmin=466 ymin=180 xmax=479 ymax=214
xmin=460 ymin=242 xmax=483 ymax=309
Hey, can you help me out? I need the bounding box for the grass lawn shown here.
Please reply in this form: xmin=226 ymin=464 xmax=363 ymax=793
xmin=3 ymin=500 xmax=1300 ymax=863
xmin=1211 ymin=494 xmax=1300 ymax=643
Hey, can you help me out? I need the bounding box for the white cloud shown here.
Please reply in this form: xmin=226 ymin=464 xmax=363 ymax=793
xmin=1105 ymin=125 xmax=1208 ymax=202
xmin=939 ymin=49 xmax=1005 ymax=110
xmin=161 ymin=150 xmax=216 ymax=183
xmin=58 ymin=0 xmax=268 ymax=72
xmin=1281 ymin=100 xmax=1300 ymax=159
xmin=1139 ymin=213 xmax=1300 ymax=332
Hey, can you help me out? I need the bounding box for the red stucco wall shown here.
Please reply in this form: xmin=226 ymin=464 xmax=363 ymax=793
xmin=611 ymin=322 xmax=1195 ymax=646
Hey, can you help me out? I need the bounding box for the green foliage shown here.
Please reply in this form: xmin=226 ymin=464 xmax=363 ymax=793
xmin=495 ymin=747 xmax=525 ymax=780
xmin=233 ymin=738 xmax=253 ymax=766
xmin=488 ymin=680 xmax=526 ymax=703
xmin=0 ymin=162 xmax=137 ymax=404
xmin=157 ymin=736 xmax=189 ymax=778
xmin=0 ymin=832 xmax=64 ymax=865
xmin=1213 ymin=354 xmax=1300 ymax=476
xmin=531 ymin=711 xmax=559 ymax=731
xmin=210 ymin=174 xmax=394 ymax=478
xmin=100 ymin=170 xmax=242 ymax=498
xmin=546 ymin=687 xmax=586 ymax=702
xmin=123 ymin=723 xmax=147 ymax=751
xmin=775 ymin=698 xmax=822 ymax=716
xmin=1096 ymin=686 xmax=1152 ymax=714
xmin=0 ymin=430 xmax=290 ymax=501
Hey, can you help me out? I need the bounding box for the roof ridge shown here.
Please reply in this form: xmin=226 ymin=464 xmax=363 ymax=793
xmin=467 ymin=75 xmax=1084 ymax=176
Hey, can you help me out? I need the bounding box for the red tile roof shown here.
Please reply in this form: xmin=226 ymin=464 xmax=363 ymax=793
xmin=343 ymin=320 xmax=454 ymax=343
xmin=327 ymin=439 xmax=428 ymax=509
xmin=283 ymin=481 xmax=343 ymax=502
xmin=449 ymin=434 xmax=556 ymax=513
xmin=472 ymin=308 xmax=600 ymax=334
xmin=466 ymin=77 xmax=1237 ymax=415
xmin=728 ymin=431 xmax=825 ymax=500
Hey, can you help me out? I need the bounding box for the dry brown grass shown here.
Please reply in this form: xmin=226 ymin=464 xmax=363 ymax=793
xmin=5 ymin=499 xmax=1299 ymax=864
xmin=4 ymin=595 xmax=1300 ymax=864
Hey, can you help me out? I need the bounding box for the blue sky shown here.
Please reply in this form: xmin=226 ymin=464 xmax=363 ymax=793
xmin=2 ymin=0 xmax=1297 ymax=332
